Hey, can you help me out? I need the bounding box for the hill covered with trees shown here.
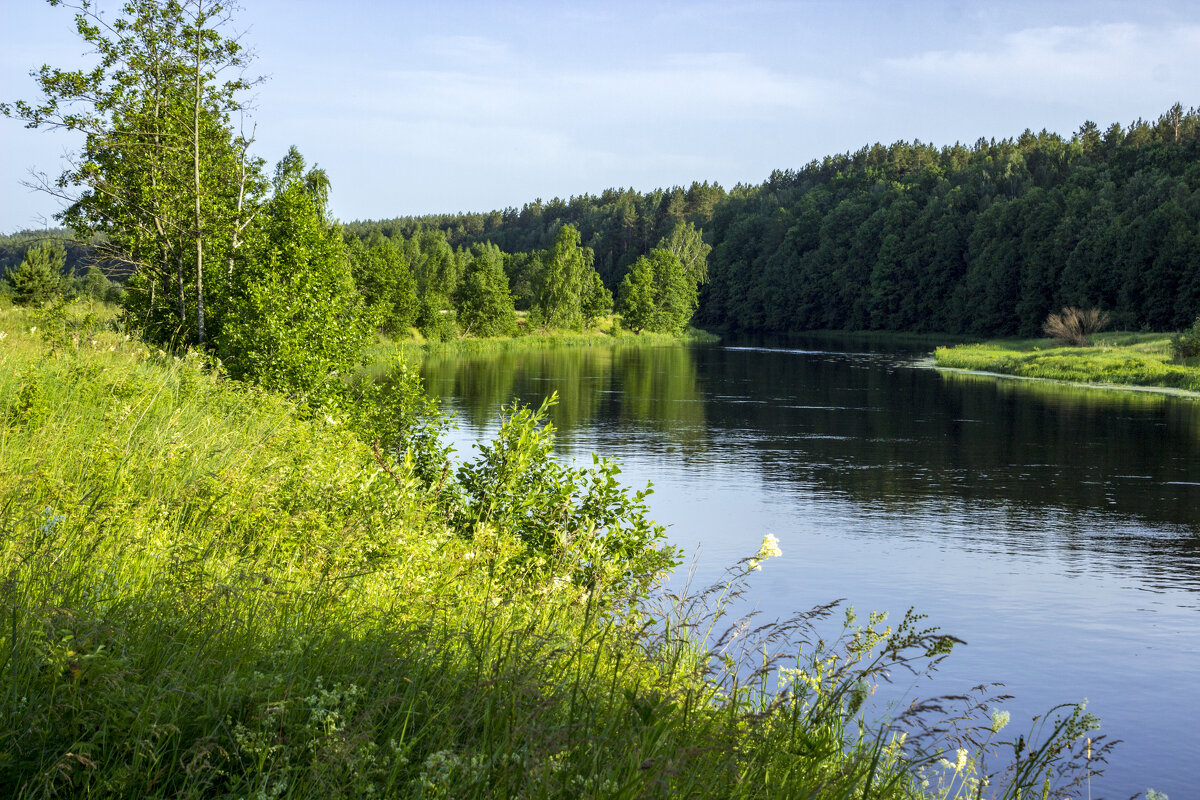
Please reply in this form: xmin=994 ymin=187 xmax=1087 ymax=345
xmin=354 ymin=103 xmax=1200 ymax=338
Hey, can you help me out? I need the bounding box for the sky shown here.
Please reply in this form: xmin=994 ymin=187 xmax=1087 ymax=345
xmin=3 ymin=0 xmax=1200 ymax=233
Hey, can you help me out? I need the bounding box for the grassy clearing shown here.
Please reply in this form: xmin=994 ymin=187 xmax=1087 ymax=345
xmin=0 ymin=303 xmax=1104 ymax=798
xmin=933 ymin=332 xmax=1200 ymax=394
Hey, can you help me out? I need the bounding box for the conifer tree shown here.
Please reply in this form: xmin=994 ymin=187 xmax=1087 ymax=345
xmin=8 ymin=241 xmax=64 ymax=307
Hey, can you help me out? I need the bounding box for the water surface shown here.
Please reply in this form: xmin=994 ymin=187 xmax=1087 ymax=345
xmin=418 ymin=337 xmax=1200 ymax=798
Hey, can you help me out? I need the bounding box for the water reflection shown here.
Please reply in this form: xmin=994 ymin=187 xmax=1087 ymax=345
xmin=420 ymin=343 xmax=708 ymax=448
xmin=398 ymin=338 xmax=1200 ymax=798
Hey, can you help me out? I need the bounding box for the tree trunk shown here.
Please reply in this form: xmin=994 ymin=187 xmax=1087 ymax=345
xmin=194 ymin=22 xmax=206 ymax=346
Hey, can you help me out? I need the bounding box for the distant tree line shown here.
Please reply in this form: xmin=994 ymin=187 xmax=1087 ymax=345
xmin=343 ymin=181 xmax=726 ymax=290
xmin=349 ymin=103 xmax=1200 ymax=337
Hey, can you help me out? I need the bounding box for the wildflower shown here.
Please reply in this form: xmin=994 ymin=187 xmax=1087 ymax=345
xmin=756 ymin=533 xmax=782 ymax=560
xmin=954 ymin=747 xmax=968 ymax=772
xmin=990 ymin=709 xmax=1011 ymax=734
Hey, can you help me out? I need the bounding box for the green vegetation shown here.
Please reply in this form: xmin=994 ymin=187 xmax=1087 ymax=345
xmin=0 ymin=2 xmax=1116 ymax=796
xmin=0 ymin=303 xmax=1107 ymax=799
xmin=933 ymin=332 xmax=1200 ymax=393
xmin=8 ymin=241 xmax=63 ymax=307
xmin=352 ymin=104 xmax=1200 ymax=340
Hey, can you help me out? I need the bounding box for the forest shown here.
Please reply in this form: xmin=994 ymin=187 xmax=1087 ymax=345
xmin=343 ymin=104 xmax=1200 ymax=338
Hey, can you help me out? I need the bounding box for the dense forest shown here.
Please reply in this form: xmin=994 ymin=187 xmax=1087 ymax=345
xmin=347 ymin=104 xmax=1200 ymax=337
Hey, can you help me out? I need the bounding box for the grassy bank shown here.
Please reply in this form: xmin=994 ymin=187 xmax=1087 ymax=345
xmin=364 ymin=326 xmax=719 ymax=370
xmin=0 ymin=303 xmax=1101 ymax=798
xmin=933 ymin=332 xmax=1200 ymax=395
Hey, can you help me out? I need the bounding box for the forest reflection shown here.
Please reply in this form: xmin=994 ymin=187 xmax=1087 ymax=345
xmin=408 ymin=340 xmax=1200 ymax=569
xmin=419 ymin=343 xmax=708 ymax=448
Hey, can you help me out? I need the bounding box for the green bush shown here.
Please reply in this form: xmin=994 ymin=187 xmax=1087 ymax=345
xmin=1171 ymin=316 xmax=1200 ymax=360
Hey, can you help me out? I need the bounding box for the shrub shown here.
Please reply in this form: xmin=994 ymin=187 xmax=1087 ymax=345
xmin=1043 ymin=306 xmax=1109 ymax=347
xmin=1171 ymin=316 xmax=1200 ymax=360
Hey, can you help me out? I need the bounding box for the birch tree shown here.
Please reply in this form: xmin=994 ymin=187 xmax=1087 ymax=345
xmin=2 ymin=0 xmax=263 ymax=346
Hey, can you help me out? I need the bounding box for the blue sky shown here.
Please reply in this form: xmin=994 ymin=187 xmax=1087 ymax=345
xmin=3 ymin=0 xmax=1200 ymax=232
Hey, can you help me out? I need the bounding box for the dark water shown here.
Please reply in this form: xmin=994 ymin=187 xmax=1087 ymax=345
xmin=418 ymin=337 xmax=1200 ymax=799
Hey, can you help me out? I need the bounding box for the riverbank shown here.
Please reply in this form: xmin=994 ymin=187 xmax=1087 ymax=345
xmin=364 ymin=325 xmax=719 ymax=367
xmin=0 ymin=302 xmax=977 ymax=799
xmin=931 ymin=332 xmax=1200 ymax=396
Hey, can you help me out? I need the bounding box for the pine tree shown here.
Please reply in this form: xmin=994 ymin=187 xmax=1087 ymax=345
xmin=8 ymin=242 xmax=64 ymax=307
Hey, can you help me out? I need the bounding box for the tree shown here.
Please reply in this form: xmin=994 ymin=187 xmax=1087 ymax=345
xmin=350 ymin=231 xmax=418 ymax=335
xmin=581 ymin=270 xmax=613 ymax=326
xmin=81 ymin=264 xmax=112 ymax=301
xmin=659 ymin=221 xmax=711 ymax=284
xmin=617 ymin=257 xmax=656 ymax=332
xmin=454 ymin=243 xmax=517 ymax=337
xmin=8 ymin=242 xmax=64 ymax=306
xmin=2 ymin=0 xmax=263 ymax=346
xmin=618 ymin=246 xmax=699 ymax=334
xmin=534 ymin=224 xmax=595 ymax=330
xmin=218 ymin=148 xmax=368 ymax=409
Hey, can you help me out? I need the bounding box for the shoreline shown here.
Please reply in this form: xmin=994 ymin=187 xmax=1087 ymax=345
xmin=922 ymin=358 xmax=1200 ymax=400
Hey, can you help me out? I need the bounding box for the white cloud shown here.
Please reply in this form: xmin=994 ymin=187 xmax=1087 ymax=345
xmin=884 ymin=23 xmax=1200 ymax=109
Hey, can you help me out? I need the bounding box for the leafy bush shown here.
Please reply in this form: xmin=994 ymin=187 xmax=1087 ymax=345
xmin=455 ymin=394 xmax=679 ymax=598
xmin=1171 ymin=316 xmax=1200 ymax=360
xmin=1042 ymin=307 xmax=1109 ymax=347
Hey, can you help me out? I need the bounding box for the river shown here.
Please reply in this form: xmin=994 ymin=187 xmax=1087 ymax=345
xmin=416 ymin=336 xmax=1200 ymax=799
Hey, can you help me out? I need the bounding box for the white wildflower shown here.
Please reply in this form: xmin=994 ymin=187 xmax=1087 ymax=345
xmin=990 ymin=709 xmax=1010 ymax=734
xmin=750 ymin=534 xmax=782 ymax=571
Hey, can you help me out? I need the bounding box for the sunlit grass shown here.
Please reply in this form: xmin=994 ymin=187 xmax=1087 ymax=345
xmin=0 ymin=303 xmax=1106 ymax=798
xmin=365 ymin=326 xmax=718 ymax=367
xmin=933 ymin=332 xmax=1200 ymax=394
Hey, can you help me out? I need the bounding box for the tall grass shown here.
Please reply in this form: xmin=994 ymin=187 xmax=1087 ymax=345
xmin=0 ymin=304 xmax=1107 ymax=798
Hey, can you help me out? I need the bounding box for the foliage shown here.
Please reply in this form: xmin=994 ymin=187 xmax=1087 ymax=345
xmin=416 ymin=291 xmax=459 ymax=342
xmin=580 ymin=269 xmax=613 ymax=327
xmin=0 ymin=305 xmax=1111 ymax=799
xmin=1170 ymin=316 xmax=1200 ymax=360
xmin=3 ymin=0 xmax=264 ymax=347
xmin=348 ymin=231 xmax=419 ymax=335
xmin=659 ymin=220 xmax=712 ymax=284
xmin=346 ymin=358 xmax=456 ymax=493
xmin=533 ymin=224 xmax=596 ymax=330
xmin=217 ymin=148 xmax=369 ymax=410
xmin=1042 ymin=306 xmax=1110 ymax=347
xmin=80 ymin=264 xmax=112 ymax=301
xmin=618 ymin=247 xmax=699 ymax=334
xmin=455 ymin=395 xmax=679 ymax=597
xmin=453 ymin=243 xmax=517 ymax=337
xmin=350 ymin=103 xmax=1200 ymax=338
xmin=7 ymin=240 xmax=64 ymax=306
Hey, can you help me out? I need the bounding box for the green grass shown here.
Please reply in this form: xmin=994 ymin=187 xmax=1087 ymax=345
xmin=365 ymin=326 xmax=718 ymax=368
xmin=933 ymin=332 xmax=1200 ymax=394
xmin=0 ymin=303 xmax=1102 ymax=798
